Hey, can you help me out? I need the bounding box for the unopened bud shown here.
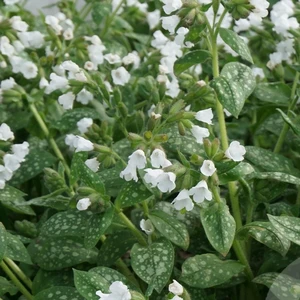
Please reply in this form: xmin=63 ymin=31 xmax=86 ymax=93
xmin=77 ymin=186 xmax=96 ymax=195
xmin=113 ymin=87 xmax=122 ymax=104
xmin=153 ymin=134 xmax=168 ymax=142
xmin=181 ymin=119 xmax=193 ymax=129
xmin=178 ymin=121 xmax=186 ymax=136
xmin=211 ymin=138 xmax=220 ymax=157
xmin=169 ymin=99 xmax=186 ymax=115
xmin=190 ymin=154 xmax=204 ymax=165
xmin=213 ymin=151 xmax=225 ymax=162
xmin=128 ymin=133 xmax=144 ymax=142
xmin=94 ymin=145 xmax=111 ymax=154
xmin=203 ymin=139 xmax=212 ymax=158
xmin=117 ymin=102 xmax=128 ymax=119
xmin=44 ymin=168 xmax=66 ymax=192
xmin=144 ymin=131 xmax=153 ymax=141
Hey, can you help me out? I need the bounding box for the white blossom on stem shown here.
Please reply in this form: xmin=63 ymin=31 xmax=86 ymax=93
xmin=189 ymin=180 xmax=212 ymax=203
xmin=150 ymin=149 xmax=172 ymax=168
xmin=120 ymin=164 xmax=138 ymax=182
xmin=0 ymin=123 xmax=14 ymax=141
xmin=200 ymin=160 xmax=216 ymax=177
xmin=191 ymin=125 xmax=209 ymax=144
xmin=169 ymin=280 xmax=184 ymax=295
xmin=195 ymin=108 xmax=213 ymax=125
xmin=225 ymin=141 xmax=246 ymax=162
xmin=85 ymin=158 xmax=100 ymax=172
xmin=77 ymin=118 xmax=93 ymax=134
xmin=140 ymin=219 xmax=154 ymax=235
xmin=76 ymin=198 xmax=91 ymax=211
xmin=111 ymin=67 xmax=130 ymax=86
xmin=96 ymin=281 xmax=131 ymax=300
xmin=172 ymin=190 xmax=194 ymax=211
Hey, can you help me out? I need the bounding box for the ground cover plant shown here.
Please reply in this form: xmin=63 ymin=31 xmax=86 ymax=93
xmin=0 ymin=0 xmax=300 ymax=299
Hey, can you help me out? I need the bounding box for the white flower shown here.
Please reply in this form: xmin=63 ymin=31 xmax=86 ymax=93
xmin=252 ymin=68 xmax=265 ymax=79
xmin=144 ymin=168 xmax=164 ymax=187
xmin=4 ymin=0 xmax=20 ymax=5
xmin=169 ymin=280 xmax=184 ymax=295
xmin=189 ymin=180 xmax=212 ymax=203
xmin=12 ymin=142 xmax=29 ymax=162
xmin=160 ymin=41 xmax=182 ymax=58
xmin=39 ymin=78 xmax=49 ymax=89
xmin=0 ymin=165 xmax=13 ymax=181
xmin=140 ymin=219 xmax=154 ymax=235
xmin=74 ymin=136 xmax=94 ymax=152
xmin=128 ymin=150 xmax=146 ymax=169
xmin=63 ymin=28 xmax=74 ymax=40
xmin=84 ymin=61 xmax=97 ymax=71
xmin=10 ymin=16 xmax=28 ymax=32
xmin=0 ymin=123 xmax=14 ymax=141
xmin=225 ymin=141 xmax=246 ymax=162
xmin=65 ymin=134 xmax=77 ymax=151
xmin=96 ymin=281 xmax=131 ymax=300
xmin=45 ymin=73 xmax=69 ymax=94
xmin=13 ymin=40 xmax=24 ymax=53
xmin=76 ymin=88 xmax=93 ymax=105
xmin=0 ymin=180 xmax=5 ymax=189
xmin=191 ymin=125 xmax=210 ymax=144
xmin=85 ymin=158 xmax=100 ymax=172
xmin=0 ymin=61 xmax=7 ymax=68
xmin=0 ymin=37 xmax=14 ymax=57
xmin=20 ymin=61 xmax=38 ymax=79
xmin=45 ymin=15 xmax=62 ymax=35
xmin=174 ymin=27 xmax=189 ymax=47
xmin=88 ymin=44 xmax=105 ymax=66
xmin=122 ymin=51 xmax=140 ymax=69
xmin=200 ymin=160 xmax=216 ymax=177
xmin=166 ymin=78 xmax=180 ymax=98
xmin=172 ymin=190 xmax=194 ymax=211
xmin=161 ymin=15 xmax=180 ymax=34
xmin=61 ymin=60 xmax=80 ymax=74
xmin=120 ymin=164 xmax=138 ymax=182
xmin=58 ymin=92 xmax=76 ymax=110
xmin=77 ymin=117 xmax=93 ymax=134
xmin=104 ymin=53 xmax=122 ymax=64
xmin=151 ymin=30 xmax=168 ymax=49
xmin=161 ymin=0 xmax=182 ymax=15
xmin=250 ymin=0 xmax=269 ymax=19
xmin=151 ymin=112 xmax=161 ymax=119
xmin=156 ymin=172 xmax=176 ymax=193
xmin=171 ymin=296 xmax=183 ymax=300
xmin=1 ymin=77 xmax=16 ymax=90
xmin=195 ymin=108 xmax=213 ymax=125
xmin=147 ymin=9 xmax=161 ymax=30
xmin=18 ymin=31 xmax=44 ymax=48
xmin=4 ymin=154 xmax=20 ymax=172
xmin=111 ymin=67 xmax=131 ymax=86
xmin=150 ymin=149 xmax=172 ymax=168
xmin=76 ymin=198 xmax=91 ymax=211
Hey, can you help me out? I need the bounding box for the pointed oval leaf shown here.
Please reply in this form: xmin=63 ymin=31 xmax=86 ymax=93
xmin=84 ymin=207 xmax=114 ymax=249
xmin=277 ymin=108 xmax=300 ymax=136
xmin=210 ymin=62 xmax=256 ymax=118
xmin=200 ymin=202 xmax=236 ymax=256
xmin=237 ymin=221 xmax=290 ymax=256
xmin=34 ymin=286 xmax=84 ymax=300
xmin=131 ymin=238 xmax=174 ymax=293
xmin=174 ymin=50 xmax=211 ymax=76
xmin=181 ymin=254 xmax=244 ymax=288
xmin=252 ymin=172 xmax=300 ymax=185
xmin=148 ymin=210 xmax=190 ymax=250
xmin=0 ymin=223 xmax=7 ymax=262
xmin=268 ymin=214 xmax=300 ymax=246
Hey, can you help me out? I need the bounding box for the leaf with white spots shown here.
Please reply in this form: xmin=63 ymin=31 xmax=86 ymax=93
xmin=84 ymin=207 xmax=114 ymax=249
xmin=148 ymin=210 xmax=190 ymax=250
xmin=34 ymin=286 xmax=84 ymax=300
xmin=0 ymin=185 xmax=35 ymax=216
xmin=268 ymin=215 xmax=300 ymax=246
xmin=5 ymin=232 xmax=32 ymax=264
xmin=23 ymin=196 xmax=70 ymax=211
xmin=219 ymin=28 xmax=253 ymax=64
xmin=0 ymin=223 xmax=7 ymax=262
xmin=115 ymin=181 xmax=152 ymax=209
xmin=254 ymin=82 xmax=291 ymax=105
xmin=74 ymin=269 xmax=109 ymax=300
xmin=200 ymin=202 xmax=236 ymax=256
xmin=210 ymin=62 xmax=256 ymax=118
xmin=277 ymin=108 xmax=300 ymax=136
xmin=131 ymin=238 xmax=174 ymax=294
xmin=0 ymin=276 xmax=18 ymax=296
xmin=98 ymin=230 xmax=137 ymax=266
xmin=181 ymin=254 xmax=245 ymax=288
xmin=174 ymin=50 xmax=211 ymax=76
xmin=34 ymin=236 xmax=98 ymax=270
xmin=218 ymin=162 xmax=254 ymax=184
xmin=9 ymin=149 xmax=57 ymax=185
xmin=40 ymin=210 xmax=91 ymax=237
xmin=237 ymin=221 xmax=290 ymax=256
xmin=254 ymin=272 xmax=300 ymax=300
xmin=252 ymin=172 xmax=300 ymax=185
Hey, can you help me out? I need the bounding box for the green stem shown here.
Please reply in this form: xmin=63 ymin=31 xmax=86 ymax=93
xmin=0 ymin=261 xmax=33 ymax=300
xmin=297 ymin=187 xmax=300 ymax=206
xmin=3 ymin=258 xmax=32 ymax=290
xmin=115 ymin=259 xmax=140 ymax=288
xmin=274 ymin=72 xmax=300 ymax=153
xmin=28 ymin=102 xmax=71 ymax=177
xmin=118 ymin=211 xmax=148 ymax=246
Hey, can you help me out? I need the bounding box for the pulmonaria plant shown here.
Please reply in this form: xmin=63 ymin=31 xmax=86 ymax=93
xmin=0 ymin=1 xmax=300 ymax=300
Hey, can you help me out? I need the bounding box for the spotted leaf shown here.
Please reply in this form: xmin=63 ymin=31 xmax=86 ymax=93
xmin=0 ymin=276 xmax=18 ymax=296
xmin=0 ymin=223 xmax=6 ymax=263
xmin=34 ymin=286 xmax=84 ymax=300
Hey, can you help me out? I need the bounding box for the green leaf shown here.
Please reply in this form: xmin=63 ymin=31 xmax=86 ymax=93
xmin=131 ymin=238 xmax=174 ymax=294
xmin=41 ymin=210 xmax=91 ymax=237
xmin=174 ymin=50 xmax=211 ymax=76
xmin=34 ymin=286 xmax=84 ymax=300
xmin=219 ymin=28 xmax=253 ymax=63
xmin=252 ymin=172 xmax=300 ymax=185
xmin=291 ymin=65 xmax=300 ymax=72
xmin=254 ymin=82 xmax=291 ymax=105
xmin=0 ymin=276 xmax=18 ymax=296
xmin=253 ymin=272 xmax=300 ymax=300
xmin=148 ymin=210 xmax=190 ymax=250
xmin=5 ymin=232 xmax=32 ymax=264
xmin=84 ymin=207 xmax=114 ymax=249
xmin=51 ymin=108 xmax=99 ymax=132
xmin=35 ymin=236 xmax=98 ymax=270
xmin=91 ymin=2 xmax=111 ymax=25
xmin=115 ymin=181 xmax=152 ymax=209
xmin=210 ymin=62 xmax=256 ymax=118
xmin=200 ymin=202 xmax=236 ymax=256
xmin=268 ymin=214 xmax=300 ymax=246
xmin=0 ymin=185 xmax=35 ymax=215
xmin=237 ymin=221 xmax=290 ymax=256
xmin=0 ymin=223 xmax=7 ymax=262
xmin=24 ymin=195 xmax=70 ymax=210
xmin=10 ymin=149 xmax=57 ymax=185
xmin=277 ymin=108 xmax=300 ymax=136
xmin=218 ymin=162 xmax=254 ymax=184
xmin=74 ymin=269 xmax=109 ymax=300
xmin=181 ymin=254 xmax=245 ymax=288
xmin=98 ymin=231 xmax=137 ymax=266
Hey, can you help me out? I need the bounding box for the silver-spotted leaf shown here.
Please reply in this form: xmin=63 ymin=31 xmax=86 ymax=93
xmin=181 ymin=254 xmax=244 ymax=288
xmin=131 ymin=238 xmax=174 ymax=293
xmin=0 ymin=276 xmax=18 ymax=296
xmin=0 ymin=223 xmax=7 ymax=262
xmin=210 ymin=62 xmax=256 ymax=118
xmin=34 ymin=286 xmax=84 ymax=300
xmin=148 ymin=210 xmax=190 ymax=250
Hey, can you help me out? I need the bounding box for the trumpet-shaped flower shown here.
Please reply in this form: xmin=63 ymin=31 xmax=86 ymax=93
xmin=161 ymin=0 xmax=183 ymax=15
xmin=128 ymin=150 xmax=146 ymax=170
xmin=172 ymin=190 xmax=194 ymax=211
xmin=191 ymin=125 xmax=210 ymax=144
xmin=156 ymin=171 xmax=176 ymax=193
xmin=120 ymin=164 xmax=138 ymax=182
xmin=150 ymin=149 xmax=172 ymax=168
xmin=161 ymin=15 xmax=180 ymax=34
xmin=200 ymin=160 xmax=216 ymax=177
xmin=76 ymin=198 xmax=91 ymax=211
xmin=195 ymin=108 xmax=214 ymax=125
xmin=58 ymin=92 xmax=76 ymax=110
xmin=96 ymin=281 xmax=131 ymax=300
xmin=111 ymin=67 xmax=130 ymax=86
xmin=77 ymin=117 xmax=93 ymax=134
xmin=140 ymin=219 xmax=154 ymax=235
xmin=85 ymin=158 xmax=100 ymax=172
xmin=169 ymin=280 xmax=184 ymax=295
xmin=189 ymin=180 xmax=212 ymax=203
xmin=144 ymin=168 xmax=164 ymax=187
xmin=225 ymin=141 xmax=246 ymax=162
xmin=0 ymin=123 xmax=14 ymax=141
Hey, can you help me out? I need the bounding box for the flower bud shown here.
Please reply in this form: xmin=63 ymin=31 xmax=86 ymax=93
xmin=94 ymin=144 xmax=112 ymax=154
xmin=130 ymin=290 xmax=146 ymax=300
xmin=213 ymin=0 xmax=220 ymax=15
xmin=144 ymin=131 xmax=153 ymax=141
xmin=190 ymin=154 xmax=204 ymax=165
xmin=77 ymin=186 xmax=96 ymax=196
xmin=117 ymin=102 xmax=128 ymax=119
xmin=164 ymin=163 xmax=186 ymax=177
xmin=182 ymin=111 xmax=196 ymax=119
xmin=14 ymin=220 xmax=37 ymax=238
xmin=102 ymin=155 xmax=116 ymax=168
xmin=181 ymin=119 xmax=193 ymax=129
xmin=213 ymin=151 xmax=225 ymax=162
xmin=178 ymin=121 xmax=186 ymax=136
xmin=153 ymin=134 xmax=168 ymax=142
xmin=113 ymin=87 xmax=122 ymax=104
xmin=128 ymin=133 xmax=144 ymax=142
xmin=170 ymin=99 xmax=186 ymax=115
xmin=203 ymin=139 xmax=212 ymax=158
xmin=211 ymin=138 xmax=220 ymax=157
xmin=44 ymin=168 xmax=66 ymax=192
